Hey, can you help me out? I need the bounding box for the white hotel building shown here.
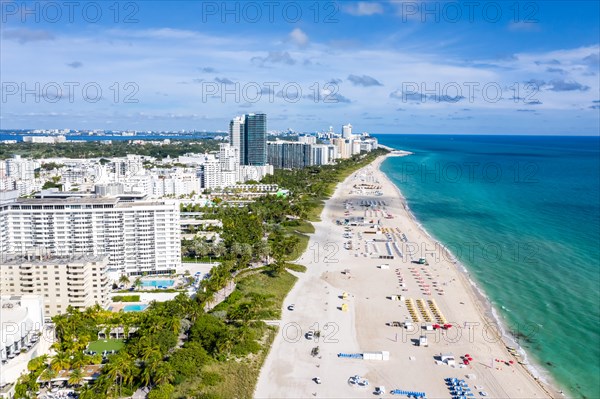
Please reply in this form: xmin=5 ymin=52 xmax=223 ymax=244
xmin=0 ymin=196 xmax=181 ymax=279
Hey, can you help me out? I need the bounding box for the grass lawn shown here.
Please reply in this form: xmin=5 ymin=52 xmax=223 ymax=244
xmin=87 ymin=339 xmax=125 ymax=353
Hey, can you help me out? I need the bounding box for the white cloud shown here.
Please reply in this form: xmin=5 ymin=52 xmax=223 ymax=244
xmin=0 ymin=26 xmax=597 ymax=133
xmin=343 ymin=2 xmax=384 ymax=16
xmin=289 ymin=28 xmax=309 ymax=47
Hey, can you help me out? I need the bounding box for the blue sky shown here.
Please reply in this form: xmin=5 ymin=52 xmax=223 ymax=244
xmin=1 ymin=0 xmax=599 ymax=134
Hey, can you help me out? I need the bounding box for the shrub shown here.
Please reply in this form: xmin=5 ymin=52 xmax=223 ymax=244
xmin=112 ymin=295 xmax=140 ymax=302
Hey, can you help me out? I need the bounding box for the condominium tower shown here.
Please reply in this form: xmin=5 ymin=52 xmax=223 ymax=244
xmin=229 ymin=113 xmax=267 ymax=166
xmin=0 ymin=196 xmax=181 ymax=278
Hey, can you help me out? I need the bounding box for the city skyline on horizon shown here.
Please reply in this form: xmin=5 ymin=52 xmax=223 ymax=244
xmin=1 ymin=1 xmax=599 ymax=135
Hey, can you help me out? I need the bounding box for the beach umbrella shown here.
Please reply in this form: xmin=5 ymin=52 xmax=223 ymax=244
xmin=509 ymin=360 xmax=514 ymax=364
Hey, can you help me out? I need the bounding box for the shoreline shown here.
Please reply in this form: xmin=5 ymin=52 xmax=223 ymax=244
xmin=255 ymin=152 xmax=562 ymax=399
xmin=376 ymin=153 xmax=562 ymax=398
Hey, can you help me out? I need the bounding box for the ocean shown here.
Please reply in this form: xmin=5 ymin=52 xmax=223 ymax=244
xmin=377 ymin=135 xmax=600 ymax=399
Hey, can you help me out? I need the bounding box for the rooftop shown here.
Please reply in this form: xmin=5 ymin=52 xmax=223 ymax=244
xmin=15 ymin=197 xmax=118 ymax=205
xmin=0 ymin=254 xmax=109 ymax=265
xmin=9 ymin=197 xmax=174 ymax=208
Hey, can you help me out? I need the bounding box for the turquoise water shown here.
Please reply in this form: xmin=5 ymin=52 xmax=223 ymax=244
xmin=377 ymin=135 xmax=600 ymax=399
xmin=124 ymin=304 xmax=148 ymax=312
xmin=141 ymin=279 xmax=175 ymax=288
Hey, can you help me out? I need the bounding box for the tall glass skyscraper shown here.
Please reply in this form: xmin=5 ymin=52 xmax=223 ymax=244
xmin=243 ymin=113 xmax=267 ymax=166
xmin=228 ymin=113 xmax=267 ymax=166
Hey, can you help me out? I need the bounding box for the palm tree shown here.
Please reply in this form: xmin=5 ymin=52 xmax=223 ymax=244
xmin=78 ymin=385 xmax=97 ymax=399
xmin=163 ymin=316 xmax=181 ymax=335
xmin=104 ymin=353 xmax=136 ymax=396
xmin=140 ymin=345 xmax=162 ymax=363
xmin=134 ymin=277 xmax=143 ymax=290
xmin=67 ymin=368 xmax=84 ymax=387
xmin=153 ymin=362 xmax=174 ymax=386
xmin=27 ymin=354 xmax=48 ymax=372
xmin=70 ymin=352 xmax=88 ymax=369
xmin=119 ymin=274 xmax=130 ymax=285
xmin=139 ymin=364 xmax=153 ymax=387
xmin=90 ymin=353 xmax=103 ymax=365
xmin=50 ymin=351 xmax=71 ymax=371
xmin=40 ymin=367 xmax=58 ymax=387
xmin=255 ymin=240 xmax=271 ymax=264
xmin=211 ymin=241 xmax=226 ymax=258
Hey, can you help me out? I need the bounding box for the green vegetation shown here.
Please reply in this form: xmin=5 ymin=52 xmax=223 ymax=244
xmin=282 ymin=219 xmax=315 ymax=234
xmin=112 ymin=295 xmax=140 ymax=302
xmin=87 ymin=339 xmax=125 ymax=353
xmin=0 ymin=139 xmax=219 ymax=160
xmin=214 ymin=269 xmax=298 ymax=320
xmin=40 ymin=162 xmax=64 ymax=170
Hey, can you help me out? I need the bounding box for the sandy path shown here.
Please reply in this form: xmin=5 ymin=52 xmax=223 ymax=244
xmin=254 ymin=154 xmax=557 ymax=399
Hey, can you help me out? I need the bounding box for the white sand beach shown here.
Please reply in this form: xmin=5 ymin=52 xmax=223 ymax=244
xmin=255 ymin=154 xmax=557 ymax=399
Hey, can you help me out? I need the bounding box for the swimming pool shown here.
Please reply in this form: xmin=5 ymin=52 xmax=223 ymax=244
xmin=124 ymin=304 xmax=148 ymax=312
xmin=141 ymin=279 xmax=175 ymax=288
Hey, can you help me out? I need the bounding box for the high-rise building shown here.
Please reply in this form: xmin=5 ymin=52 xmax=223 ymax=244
xmin=311 ymin=144 xmax=331 ymax=166
xmin=229 ymin=116 xmax=244 ymax=156
xmin=342 ymin=123 xmax=353 ymax=139
xmin=332 ymin=137 xmax=352 ymax=159
xmin=219 ymin=143 xmax=239 ymax=172
xmin=229 ymin=113 xmax=267 ymax=166
xmin=267 ymin=141 xmax=312 ymax=169
xmin=0 ymin=197 xmax=181 ymax=278
xmin=243 ymin=113 xmax=267 ymax=166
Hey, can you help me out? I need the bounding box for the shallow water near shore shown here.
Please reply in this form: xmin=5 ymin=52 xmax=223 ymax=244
xmin=377 ymin=134 xmax=600 ymax=399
